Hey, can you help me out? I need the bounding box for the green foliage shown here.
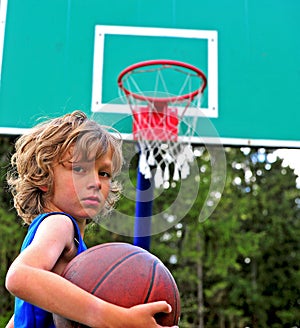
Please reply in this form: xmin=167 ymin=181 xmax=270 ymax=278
xmin=0 ymin=136 xmax=26 ymax=326
xmin=1 ymin=138 xmax=299 ymax=328
xmin=183 ymin=148 xmax=298 ymax=327
xmin=149 ymin=147 xmax=300 ymax=327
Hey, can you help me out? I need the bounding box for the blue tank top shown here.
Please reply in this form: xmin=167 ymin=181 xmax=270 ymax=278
xmin=14 ymin=212 xmax=87 ymax=328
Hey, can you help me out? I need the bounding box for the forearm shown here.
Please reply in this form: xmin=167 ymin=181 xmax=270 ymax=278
xmin=6 ymin=265 xmax=124 ymax=328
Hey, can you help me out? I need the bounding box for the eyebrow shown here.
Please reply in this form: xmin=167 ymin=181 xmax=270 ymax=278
xmin=71 ymin=158 xmax=113 ymax=168
xmin=98 ymin=161 xmax=113 ymax=169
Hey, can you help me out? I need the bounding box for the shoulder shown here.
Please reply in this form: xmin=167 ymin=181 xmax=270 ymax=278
xmin=13 ymin=213 xmax=80 ymax=275
xmin=38 ymin=214 xmax=84 ymax=274
xmin=32 ymin=213 xmax=76 ymax=248
xmin=38 ymin=213 xmax=75 ymax=230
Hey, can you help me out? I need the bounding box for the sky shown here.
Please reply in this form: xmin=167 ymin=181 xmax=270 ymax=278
xmin=274 ymin=149 xmax=300 ymax=188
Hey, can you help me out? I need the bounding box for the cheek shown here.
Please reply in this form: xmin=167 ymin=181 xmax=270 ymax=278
xmin=101 ymin=182 xmax=111 ymax=197
xmin=54 ymin=176 xmax=77 ymax=198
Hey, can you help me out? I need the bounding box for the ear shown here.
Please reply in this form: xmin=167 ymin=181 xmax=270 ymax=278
xmin=39 ymin=185 xmax=48 ymax=192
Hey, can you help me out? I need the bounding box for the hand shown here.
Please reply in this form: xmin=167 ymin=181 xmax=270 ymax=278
xmin=123 ymin=301 xmax=179 ymax=328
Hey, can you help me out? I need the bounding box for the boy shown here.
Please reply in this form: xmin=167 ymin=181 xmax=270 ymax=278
xmin=5 ymin=111 xmax=178 ymax=328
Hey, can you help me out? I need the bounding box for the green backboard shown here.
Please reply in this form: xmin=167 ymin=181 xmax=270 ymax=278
xmin=1 ymin=0 xmax=300 ymax=147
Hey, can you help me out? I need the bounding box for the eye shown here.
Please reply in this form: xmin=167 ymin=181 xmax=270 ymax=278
xmin=73 ymin=165 xmax=86 ymax=173
xmin=99 ymin=171 xmax=111 ymax=178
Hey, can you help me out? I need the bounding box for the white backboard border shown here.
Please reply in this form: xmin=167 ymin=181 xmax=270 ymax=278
xmin=91 ymin=25 xmax=218 ymax=118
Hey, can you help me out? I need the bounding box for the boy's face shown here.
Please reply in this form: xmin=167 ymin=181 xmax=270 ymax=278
xmin=46 ymin=148 xmax=113 ymax=222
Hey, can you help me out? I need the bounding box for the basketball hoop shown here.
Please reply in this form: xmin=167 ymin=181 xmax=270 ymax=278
xmin=118 ymin=59 xmax=207 ymax=188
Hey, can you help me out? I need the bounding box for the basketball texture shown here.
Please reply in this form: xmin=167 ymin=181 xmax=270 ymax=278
xmin=53 ymin=242 xmax=180 ymax=327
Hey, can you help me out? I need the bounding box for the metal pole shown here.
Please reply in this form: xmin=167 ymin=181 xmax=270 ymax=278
xmin=133 ymin=166 xmax=153 ymax=251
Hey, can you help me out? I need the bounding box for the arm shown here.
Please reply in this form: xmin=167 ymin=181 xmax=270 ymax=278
xmin=5 ymin=215 xmax=177 ymax=328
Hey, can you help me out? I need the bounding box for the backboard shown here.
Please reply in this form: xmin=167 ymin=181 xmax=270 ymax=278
xmin=1 ymin=0 xmax=300 ymax=147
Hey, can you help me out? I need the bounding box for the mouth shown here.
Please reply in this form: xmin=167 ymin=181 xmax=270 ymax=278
xmin=82 ymin=196 xmax=101 ymax=207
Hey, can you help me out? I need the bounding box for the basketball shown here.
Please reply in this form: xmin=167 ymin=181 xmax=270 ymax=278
xmin=53 ymin=242 xmax=180 ymax=327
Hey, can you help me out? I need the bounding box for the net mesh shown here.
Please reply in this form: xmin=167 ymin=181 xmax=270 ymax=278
xmin=118 ymin=61 xmax=207 ymax=188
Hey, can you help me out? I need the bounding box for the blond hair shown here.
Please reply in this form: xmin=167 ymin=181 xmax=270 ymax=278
xmin=7 ymin=110 xmax=123 ymax=224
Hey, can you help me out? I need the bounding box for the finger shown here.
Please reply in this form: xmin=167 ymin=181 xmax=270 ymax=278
xmin=148 ymin=301 xmax=172 ymax=315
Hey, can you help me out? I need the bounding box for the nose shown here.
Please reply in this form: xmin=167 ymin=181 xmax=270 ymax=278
xmin=87 ymin=171 xmax=101 ymax=190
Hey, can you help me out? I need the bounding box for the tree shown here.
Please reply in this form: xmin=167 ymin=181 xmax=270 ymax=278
xmin=150 ymin=147 xmax=300 ymax=327
xmin=0 ymin=136 xmax=26 ymax=325
xmin=1 ymin=139 xmax=300 ymax=328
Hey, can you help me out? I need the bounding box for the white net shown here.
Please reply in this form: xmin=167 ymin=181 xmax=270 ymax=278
xmin=118 ymin=60 xmax=207 ymax=188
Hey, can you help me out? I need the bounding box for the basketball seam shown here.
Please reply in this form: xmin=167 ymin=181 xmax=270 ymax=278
xmin=91 ymin=250 xmax=144 ymax=294
xmin=63 ymin=243 xmax=128 ymax=275
xmin=143 ymin=260 xmax=179 ymax=324
xmin=143 ymin=259 xmax=159 ymax=303
xmin=164 ymin=267 xmax=179 ymax=323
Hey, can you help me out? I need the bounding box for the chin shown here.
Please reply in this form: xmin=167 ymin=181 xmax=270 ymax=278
xmin=81 ymin=210 xmax=101 ymax=221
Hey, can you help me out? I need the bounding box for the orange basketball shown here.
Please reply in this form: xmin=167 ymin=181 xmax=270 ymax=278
xmin=53 ymin=242 xmax=181 ymax=327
